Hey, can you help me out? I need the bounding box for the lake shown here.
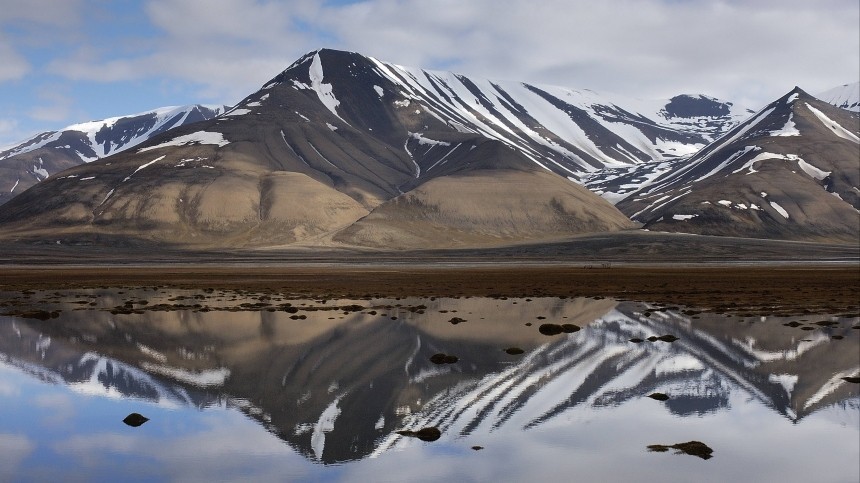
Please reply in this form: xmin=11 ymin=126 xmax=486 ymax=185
xmin=1 ymin=287 xmax=858 ymax=482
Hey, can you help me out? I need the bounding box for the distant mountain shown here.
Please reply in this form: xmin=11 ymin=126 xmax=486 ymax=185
xmin=1 ymin=48 xmax=749 ymax=248
xmin=816 ymin=82 xmax=860 ymax=112
xmin=0 ymin=104 xmax=228 ymax=205
xmin=614 ymin=87 xmax=860 ymax=241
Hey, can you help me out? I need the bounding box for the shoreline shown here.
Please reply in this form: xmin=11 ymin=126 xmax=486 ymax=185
xmin=2 ymin=265 xmax=858 ymax=317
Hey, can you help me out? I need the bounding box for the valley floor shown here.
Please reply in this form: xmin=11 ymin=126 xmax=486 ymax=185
xmin=2 ymin=232 xmax=857 ymax=316
xmin=2 ymin=267 xmax=858 ymax=319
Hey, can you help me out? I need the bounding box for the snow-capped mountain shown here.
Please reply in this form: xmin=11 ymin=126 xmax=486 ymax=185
xmin=613 ymin=87 xmax=860 ymax=241
xmin=257 ymin=49 xmax=748 ymax=176
xmin=1 ymin=48 xmax=855 ymax=247
xmin=0 ymin=104 xmax=228 ymax=205
xmin=0 ymin=48 xmax=752 ymax=248
xmin=816 ymin=82 xmax=860 ymax=112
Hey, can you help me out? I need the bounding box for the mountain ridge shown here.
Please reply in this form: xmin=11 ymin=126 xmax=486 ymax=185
xmin=615 ymin=87 xmax=860 ymax=241
xmin=0 ymin=104 xmax=228 ymax=205
xmin=0 ymin=48 xmax=856 ymax=248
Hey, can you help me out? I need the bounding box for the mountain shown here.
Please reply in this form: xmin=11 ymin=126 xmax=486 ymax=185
xmin=816 ymin=82 xmax=860 ymax=112
xmin=29 ymin=48 xmax=860 ymax=249
xmin=613 ymin=87 xmax=860 ymax=241
xmin=0 ymin=104 xmax=228 ymax=206
xmin=0 ymin=48 xmax=753 ymax=248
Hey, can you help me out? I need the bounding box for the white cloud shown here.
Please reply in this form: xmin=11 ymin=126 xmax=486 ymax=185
xmin=47 ymin=0 xmax=322 ymax=103
xmin=0 ymin=0 xmax=84 ymax=24
xmin=28 ymin=87 xmax=75 ymax=122
xmin=50 ymin=411 xmax=315 ymax=481
xmin=0 ymin=434 xmax=36 ymax=481
xmin=29 ymin=0 xmax=860 ymax=108
xmin=0 ymin=370 xmax=22 ymax=396
xmin=33 ymin=393 xmax=77 ymax=426
xmin=319 ymin=0 xmax=860 ymax=106
xmin=0 ymin=0 xmax=84 ymax=84
xmin=0 ymin=38 xmax=30 ymax=82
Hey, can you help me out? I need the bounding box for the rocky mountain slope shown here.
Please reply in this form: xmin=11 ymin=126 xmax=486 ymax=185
xmin=0 ymin=104 xmax=227 ymax=205
xmin=0 ymin=49 xmax=856 ymax=248
xmin=610 ymin=88 xmax=859 ymax=241
xmin=1 ymin=48 xmax=748 ymax=248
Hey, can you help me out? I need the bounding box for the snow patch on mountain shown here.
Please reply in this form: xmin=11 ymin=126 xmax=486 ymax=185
xmin=32 ymin=158 xmax=48 ymax=180
xmin=123 ymin=155 xmax=165 ymax=182
xmin=225 ymin=108 xmax=251 ymax=117
xmin=410 ymin=132 xmax=450 ymax=147
xmin=140 ymin=362 xmax=231 ymax=387
xmin=804 ymin=368 xmax=860 ymax=409
xmin=796 ymin=159 xmax=831 ymax=180
xmin=731 ymin=151 xmax=799 ymax=176
xmin=309 ymin=53 xmax=346 ymax=123
xmin=138 ymin=131 xmax=230 ymax=152
xmin=701 ymin=145 xmax=759 ymax=179
xmin=770 ymin=113 xmax=800 ymax=137
xmin=804 ymin=103 xmax=859 ymax=143
xmin=769 ymin=201 xmax=790 ymax=219
xmin=311 ymin=395 xmax=344 ymax=461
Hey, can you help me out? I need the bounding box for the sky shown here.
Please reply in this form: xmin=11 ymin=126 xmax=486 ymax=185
xmin=0 ymin=0 xmax=858 ymax=147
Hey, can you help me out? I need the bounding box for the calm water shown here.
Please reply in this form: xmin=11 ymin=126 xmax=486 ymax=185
xmin=1 ymin=288 xmax=858 ymax=482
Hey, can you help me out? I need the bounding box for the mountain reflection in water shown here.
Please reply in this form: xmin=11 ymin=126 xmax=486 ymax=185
xmin=1 ymin=290 xmax=858 ymax=481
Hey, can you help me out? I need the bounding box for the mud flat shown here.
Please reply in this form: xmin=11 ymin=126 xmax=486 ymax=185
xmin=2 ymin=231 xmax=857 ymax=316
xmin=1 ymin=265 xmax=857 ymax=316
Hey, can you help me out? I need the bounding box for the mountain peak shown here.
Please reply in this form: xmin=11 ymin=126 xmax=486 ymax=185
xmin=786 ymin=86 xmax=810 ymax=98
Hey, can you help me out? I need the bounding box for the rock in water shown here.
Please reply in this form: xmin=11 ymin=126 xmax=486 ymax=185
xmin=396 ymin=427 xmax=442 ymax=442
xmin=123 ymin=413 xmax=149 ymax=427
xmin=648 ymin=441 xmax=714 ymax=460
xmin=538 ymin=324 xmax=564 ymax=336
xmin=430 ymin=353 xmax=459 ymax=364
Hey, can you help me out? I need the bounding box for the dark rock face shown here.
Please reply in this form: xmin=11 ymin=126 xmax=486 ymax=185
xmin=663 ymin=95 xmax=731 ymax=118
